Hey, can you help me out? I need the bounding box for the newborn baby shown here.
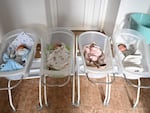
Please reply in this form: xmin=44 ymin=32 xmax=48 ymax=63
xmin=0 ymin=45 xmax=30 ymax=71
xmin=47 ymin=43 xmax=70 ymax=70
xmin=83 ymin=42 xmax=106 ymax=68
xmin=118 ymin=44 xmax=136 ymax=57
xmin=118 ymin=43 xmax=143 ymax=72
xmin=0 ymin=32 xmax=33 ymax=71
xmin=14 ymin=45 xmax=30 ymax=65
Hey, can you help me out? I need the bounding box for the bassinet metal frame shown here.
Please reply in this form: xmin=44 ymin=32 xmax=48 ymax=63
xmin=38 ymin=28 xmax=77 ymax=109
xmin=77 ymin=31 xmax=116 ymax=106
xmin=0 ymin=29 xmax=39 ymax=111
xmin=113 ymin=29 xmax=150 ymax=108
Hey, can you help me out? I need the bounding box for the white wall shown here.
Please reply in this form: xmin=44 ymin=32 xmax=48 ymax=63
xmin=0 ymin=0 xmax=110 ymax=39
xmin=0 ymin=0 xmax=47 ymax=39
xmin=113 ymin=0 xmax=150 ymax=33
xmin=103 ymin=0 xmax=120 ymax=36
xmin=45 ymin=0 xmax=108 ymax=30
xmin=0 ymin=0 xmax=150 ymax=40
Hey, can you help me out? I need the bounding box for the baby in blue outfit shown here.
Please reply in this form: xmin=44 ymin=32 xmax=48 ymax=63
xmin=0 ymin=45 xmax=30 ymax=71
xmin=0 ymin=32 xmax=33 ymax=72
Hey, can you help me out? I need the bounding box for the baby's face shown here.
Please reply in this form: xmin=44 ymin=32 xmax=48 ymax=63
xmin=16 ymin=48 xmax=28 ymax=56
xmin=118 ymin=44 xmax=127 ymax=52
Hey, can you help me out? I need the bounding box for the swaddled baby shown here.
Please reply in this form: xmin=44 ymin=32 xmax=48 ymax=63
xmin=83 ymin=42 xmax=106 ymax=68
xmin=0 ymin=44 xmax=30 ymax=72
xmin=47 ymin=43 xmax=70 ymax=70
xmin=118 ymin=43 xmax=143 ymax=72
xmin=14 ymin=45 xmax=30 ymax=65
xmin=0 ymin=32 xmax=32 ymax=71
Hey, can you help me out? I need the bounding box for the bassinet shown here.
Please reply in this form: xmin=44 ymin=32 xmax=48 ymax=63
xmin=112 ymin=29 xmax=150 ymax=108
xmin=39 ymin=28 xmax=76 ymax=107
xmin=78 ymin=31 xmax=116 ymax=105
xmin=0 ymin=28 xmax=39 ymax=111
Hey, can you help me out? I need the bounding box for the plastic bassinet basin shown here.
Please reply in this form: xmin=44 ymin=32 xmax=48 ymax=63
xmin=41 ymin=28 xmax=75 ymax=78
xmin=113 ymin=29 xmax=150 ymax=79
xmin=0 ymin=29 xmax=39 ymax=80
xmin=78 ymin=31 xmax=114 ymax=78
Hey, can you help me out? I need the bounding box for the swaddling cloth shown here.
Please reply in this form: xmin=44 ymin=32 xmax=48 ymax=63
xmin=47 ymin=43 xmax=70 ymax=70
xmin=8 ymin=32 xmax=34 ymax=52
xmin=123 ymin=51 xmax=143 ymax=72
xmin=8 ymin=32 xmax=32 ymax=64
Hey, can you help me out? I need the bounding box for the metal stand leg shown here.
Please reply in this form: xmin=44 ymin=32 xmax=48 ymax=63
xmin=104 ymin=75 xmax=109 ymax=105
xmin=43 ymin=76 xmax=48 ymax=106
xmin=8 ymin=80 xmax=16 ymax=111
xmin=75 ymin=36 xmax=80 ymax=106
xmin=133 ymin=78 xmax=141 ymax=108
xmin=104 ymin=74 xmax=111 ymax=105
xmin=41 ymin=74 xmax=71 ymax=107
xmin=73 ymin=71 xmax=80 ymax=107
xmin=72 ymin=73 xmax=75 ymax=105
xmin=38 ymin=77 xmax=43 ymax=109
xmin=106 ymin=75 xmax=111 ymax=105
xmin=77 ymin=71 xmax=80 ymax=106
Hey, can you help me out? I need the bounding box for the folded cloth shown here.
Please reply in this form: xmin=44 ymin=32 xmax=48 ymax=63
xmin=123 ymin=54 xmax=143 ymax=72
xmin=8 ymin=32 xmax=34 ymax=52
xmin=0 ymin=53 xmax=23 ymax=71
xmin=2 ymin=53 xmax=10 ymax=62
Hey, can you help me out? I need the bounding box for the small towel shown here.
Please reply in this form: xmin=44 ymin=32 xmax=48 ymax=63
xmin=0 ymin=59 xmax=23 ymax=71
xmin=0 ymin=53 xmax=24 ymax=71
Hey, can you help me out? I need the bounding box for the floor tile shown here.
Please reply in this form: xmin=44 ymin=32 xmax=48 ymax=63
xmin=0 ymin=77 xmax=150 ymax=113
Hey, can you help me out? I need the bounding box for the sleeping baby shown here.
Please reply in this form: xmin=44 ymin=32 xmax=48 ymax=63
xmin=0 ymin=32 xmax=33 ymax=71
xmin=0 ymin=44 xmax=30 ymax=71
xmin=118 ymin=43 xmax=143 ymax=72
xmin=83 ymin=42 xmax=106 ymax=68
xmin=46 ymin=43 xmax=70 ymax=70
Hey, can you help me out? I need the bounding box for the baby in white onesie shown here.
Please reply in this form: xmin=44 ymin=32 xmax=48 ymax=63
xmin=118 ymin=43 xmax=143 ymax=72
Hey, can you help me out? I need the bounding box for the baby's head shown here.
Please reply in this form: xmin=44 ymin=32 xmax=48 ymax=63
xmin=118 ymin=44 xmax=127 ymax=52
xmin=15 ymin=45 xmax=29 ymax=65
xmin=16 ymin=45 xmax=27 ymax=51
xmin=16 ymin=45 xmax=29 ymax=56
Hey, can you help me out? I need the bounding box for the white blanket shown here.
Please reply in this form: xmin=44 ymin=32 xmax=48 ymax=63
xmin=123 ymin=53 xmax=143 ymax=72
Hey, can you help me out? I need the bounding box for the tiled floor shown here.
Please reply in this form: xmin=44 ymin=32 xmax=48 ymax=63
xmin=0 ymin=76 xmax=150 ymax=113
